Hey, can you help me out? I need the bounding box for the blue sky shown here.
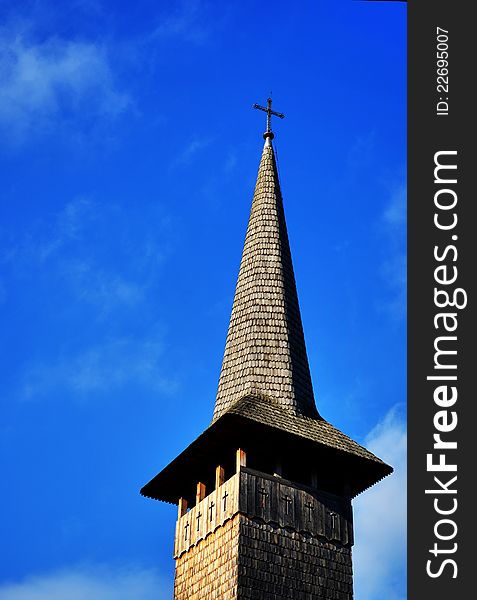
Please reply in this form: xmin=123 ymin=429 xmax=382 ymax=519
xmin=0 ymin=1 xmax=406 ymax=598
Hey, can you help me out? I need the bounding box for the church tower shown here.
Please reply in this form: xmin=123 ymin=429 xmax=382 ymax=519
xmin=141 ymin=100 xmax=392 ymax=599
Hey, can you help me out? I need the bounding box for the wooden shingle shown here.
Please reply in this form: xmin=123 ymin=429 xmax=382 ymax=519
xmin=213 ymin=141 xmax=318 ymax=422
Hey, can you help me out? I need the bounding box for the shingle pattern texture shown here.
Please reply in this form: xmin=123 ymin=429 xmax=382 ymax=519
xmin=238 ymin=516 xmax=353 ymax=600
xmin=213 ymin=141 xmax=318 ymax=422
xmin=174 ymin=513 xmax=240 ymax=600
xmin=174 ymin=513 xmax=353 ymax=600
xmin=229 ymin=395 xmax=386 ymax=465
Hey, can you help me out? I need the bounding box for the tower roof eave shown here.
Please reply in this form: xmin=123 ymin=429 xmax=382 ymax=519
xmin=140 ymin=395 xmax=392 ymax=505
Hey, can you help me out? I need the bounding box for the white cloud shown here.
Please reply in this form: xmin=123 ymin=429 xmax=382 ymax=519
xmin=172 ymin=136 xmax=214 ymax=167
xmin=381 ymin=251 xmax=406 ymax=319
xmin=379 ymin=184 xmax=407 ymax=320
xmin=22 ymin=335 xmax=178 ymax=401
xmin=383 ymin=185 xmax=406 ymax=230
xmin=2 ymin=196 xmax=94 ymax=264
xmin=0 ymin=25 xmax=129 ymax=143
xmin=224 ymin=152 xmax=238 ymax=173
xmin=0 ymin=564 xmax=172 ymax=600
xmin=4 ymin=196 xmax=170 ymax=314
xmin=63 ymin=259 xmax=147 ymax=312
xmin=4 ymin=195 xmax=178 ymax=404
xmin=151 ymin=0 xmax=210 ymax=44
xmin=353 ymin=406 xmax=407 ymax=600
xmin=38 ymin=197 xmax=95 ymax=261
xmin=347 ymin=131 xmax=376 ymax=170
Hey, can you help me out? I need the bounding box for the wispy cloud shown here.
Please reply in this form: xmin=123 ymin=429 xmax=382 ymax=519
xmin=38 ymin=197 xmax=95 ymax=261
xmin=61 ymin=259 xmax=147 ymax=312
xmin=0 ymin=279 xmax=6 ymax=305
xmin=4 ymin=196 xmax=170 ymax=314
xmin=172 ymin=135 xmax=214 ymax=167
xmin=353 ymin=406 xmax=407 ymax=600
xmin=224 ymin=151 xmax=238 ymax=174
xmin=347 ymin=131 xmax=376 ymax=171
xmin=21 ymin=334 xmax=178 ymax=401
xmin=4 ymin=195 xmax=179 ymax=404
xmin=0 ymin=24 xmax=130 ymax=144
xmin=381 ymin=251 xmax=406 ymax=318
xmin=0 ymin=564 xmax=172 ymax=600
xmin=378 ymin=183 xmax=407 ymax=320
xmin=383 ymin=185 xmax=406 ymax=230
xmin=150 ymin=0 xmax=211 ymax=45
xmin=69 ymin=0 xmax=105 ymax=16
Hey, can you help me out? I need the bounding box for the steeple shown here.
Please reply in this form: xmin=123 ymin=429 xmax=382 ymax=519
xmin=141 ymin=108 xmax=392 ymax=600
xmin=141 ymin=110 xmax=391 ymax=507
xmin=213 ymin=137 xmax=318 ymax=421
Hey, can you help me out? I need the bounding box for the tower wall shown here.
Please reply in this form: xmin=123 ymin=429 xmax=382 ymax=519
xmin=238 ymin=516 xmax=353 ymax=600
xmin=173 ymin=468 xmax=354 ymax=599
xmin=174 ymin=514 xmax=240 ymax=600
xmin=142 ymin=135 xmax=392 ymax=600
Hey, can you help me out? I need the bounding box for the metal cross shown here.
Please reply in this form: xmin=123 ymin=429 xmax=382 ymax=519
xmin=252 ymin=97 xmax=285 ymax=133
xmin=305 ymin=502 xmax=314 ymax=521
xmin=222 ymin=491 xmax=229 ymax=511
xmin=209 ymin=501 xmax=215 ymax=522
xmin=258 ymin=487 xmax=269 ymax=509
xmin=184 ymin=521 xmax=190 ymax=541
xmin=196 ymin=511 xmax=202 ymax=531
xmin=282 ymin=495 xmax=293 ymax=515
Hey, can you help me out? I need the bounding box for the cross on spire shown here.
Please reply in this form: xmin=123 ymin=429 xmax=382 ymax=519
xmin=253 ymin=97 xmax=285 ymax=138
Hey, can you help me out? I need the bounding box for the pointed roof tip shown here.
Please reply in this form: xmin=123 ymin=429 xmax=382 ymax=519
xmin=263 ymin=134 xmax=274 ymax=148
xmin=212 ymin=133 xmax=319 ymax=424
xmin=263 ymin=130 xmax=274 ymax=145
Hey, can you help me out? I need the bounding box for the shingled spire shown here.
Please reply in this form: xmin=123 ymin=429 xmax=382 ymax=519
xmin=141 ymin=107 xmax=393 ymax=600
xmin=213 ymin=137 xmax=318 ymax=422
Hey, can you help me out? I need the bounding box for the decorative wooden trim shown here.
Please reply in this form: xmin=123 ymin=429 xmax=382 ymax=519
xmin=174 ymin=469 xmax=354 ymax=558
xmin=236 ymin=448 xmax=246 ymax=472
xmin=196 ymin=482 xmax=206 ymax=505
xmin=174 ymin=472 xmax=240 ymax=558
xmin=178 ymin=497 xmax=188 ymax=518
xmin=215 ymin=465 xmax=225 ymax=489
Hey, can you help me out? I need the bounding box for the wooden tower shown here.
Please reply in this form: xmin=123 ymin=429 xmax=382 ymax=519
xmin=141 ymin=105 xmax=392 ymax=599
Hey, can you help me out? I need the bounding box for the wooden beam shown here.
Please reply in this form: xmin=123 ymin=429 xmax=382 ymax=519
xmin=215 ymin=465 xmax=225 ymax=489
xmin=196 ymin=482 xmax=206 ymax=505
xmin=177 ymin=497 xmax=188 ymax=519
xmin=236 ymin=448 xmax=247 ymax=472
